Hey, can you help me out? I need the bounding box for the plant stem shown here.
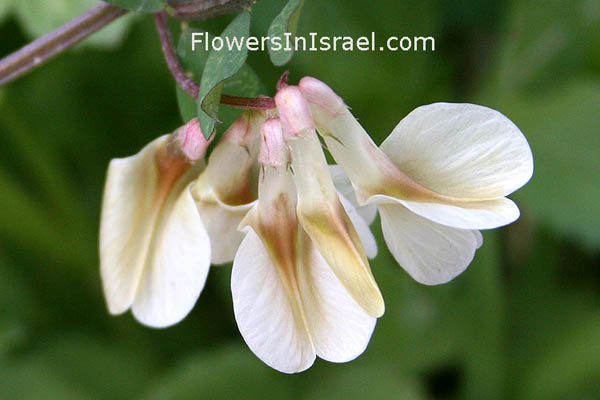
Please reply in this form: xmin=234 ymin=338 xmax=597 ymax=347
xmin=154 ymin=12 xmax=199 ymax=98
xmin=154 ymin=11 xmax=275 ymax=109
xmin=169 ymin=0 xmax=258 ymax=21
xmin=0 ymin=2 xmax=127 ymax=86
xmin=0 ymin=0 xmax=263 ymax=88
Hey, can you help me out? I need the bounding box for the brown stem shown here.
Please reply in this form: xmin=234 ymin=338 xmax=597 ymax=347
xmin=0 ymin=0 xmax=263 ymax=87
xmin=154 ymin=11 xmax=275 ymax=109
xmin=154 ymin=12 xmax=199 ymax=98
xmin=169 ymin=0 xmax=258 ymax=21
xmin=220 ymin=95 xmax=276 ymax=109
xmin=0 ymin=2 xmax=127 ymax=86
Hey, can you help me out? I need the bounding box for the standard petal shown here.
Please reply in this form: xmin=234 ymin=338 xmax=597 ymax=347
xmin=380 ymin=103 xmax=533 ymax=199
xmin=99 ymin=135 xmax=168 ymax=315
xmin=231 ymin=228 xmax=316 ymax=374
xmin=329 ymin=164 xmax=378 ymax=225
xmin=131 ymin=183 xmax=211 ymax=328
xmin=378 ymin=203 xmax=481 ymax=285
xmin=338 ymin=192 xmax=378 ymax=259
xmin=295 ymin=232 xmax=376 ymax=363
xmin=367 ymin=194 xmax=520 ymax=230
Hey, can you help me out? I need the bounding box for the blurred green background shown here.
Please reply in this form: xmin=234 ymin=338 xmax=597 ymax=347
xmin=1 ymin=0 xmax=599 ymax=398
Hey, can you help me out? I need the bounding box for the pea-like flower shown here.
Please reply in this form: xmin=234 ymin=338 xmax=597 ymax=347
xmin=99 ymin=118 xmax=211 ymax=328
xmin=231 ymin=88 xmax=383 ymax=373
xmin=98 ymin=74 xmax=533 ymax=375
xmin=299 ymin=77 xmax=533 ymax=285
xmin=191 ymin=112 xmax=263 ymax=264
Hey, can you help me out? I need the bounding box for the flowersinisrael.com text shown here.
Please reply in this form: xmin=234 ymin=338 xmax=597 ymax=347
xmin=191 ymin=32 xmax=435 ymax=53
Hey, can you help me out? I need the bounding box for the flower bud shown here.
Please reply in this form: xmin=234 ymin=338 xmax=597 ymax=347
xmin=166 ymin=118 xmax=212 ymax=163
xmin=275 ymin=86 xmax=315 ymax=138
xmin=259 ymin=118 xmax=289 ymax=168
xmin=298 ymin=76 xmax=346 ymax=117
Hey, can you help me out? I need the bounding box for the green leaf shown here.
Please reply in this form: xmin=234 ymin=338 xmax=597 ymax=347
xmin=196 ymin=11 xmax=251 ymax=138
xmin=103 ymin=0 xmax=165 ymax=12
xmin=13 ymin=0 xmax=136 ymax=48
xmin=178 ymin=29 xmax=265 ymax=97
xmin=267 ymin=0 xmax=305 ymax=66
xmin=176 ymin=86 xmax=198 ymax=123
xmin=500 ymin=80 xmax=600 ymax=250
xmin=177 ymin=28 xmax=266 ymax=130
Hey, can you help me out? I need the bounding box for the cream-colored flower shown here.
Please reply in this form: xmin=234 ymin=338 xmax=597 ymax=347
xmin=299 ymin=77 xmax=533 ymax=285
xmin=276 ymin=86 xmax=384 ymax=317
xmin=99 ymin=119 xmax=211 ymax=328
xmin=231 ymin=116 xmax=378 ymax=373
xmin=190 ymin=112 xmax=264 ymax=264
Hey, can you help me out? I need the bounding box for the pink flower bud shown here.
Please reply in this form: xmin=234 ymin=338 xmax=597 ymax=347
xmin=298 ymin=77 xmax=347 ymax=116
xmin=274 ymin=86 xmax=315 ymax=138
xmin=259 ymin=118 xmax=289 ymax=167
xmin=172 ymin=118 xmax=212 ymax=162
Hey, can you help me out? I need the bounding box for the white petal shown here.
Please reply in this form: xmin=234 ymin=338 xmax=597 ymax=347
xmin=195 ymin=198 xmax=256 ymax=264
xmin=231 ymin=228 xmax=316 ymax=374
xmin=380 ymin=103 xmax=533 ymax=199
xmin=329 ymin=164 xmax=378 ymax=225
xmin=131 ymin=184 xmax=211 ymax=328
xmin=191 ymin=137 xmax=258 ymax=264
xmin=286 ymin=127 xmax=384 ymax=318
xmin=474 ymin=230 xmax=483 ymax=249
xmin=338 ymin=192 xmax=378 ymax=259
xmin=378 ymin=203 xmax=481 ymax=285
xmin=99 ymin=136 xmax=168 ymax=315
xmin=296 ymin=233 xmax=376 ymax=363
xmin=367 ymin=194 xmax=520 ymax=230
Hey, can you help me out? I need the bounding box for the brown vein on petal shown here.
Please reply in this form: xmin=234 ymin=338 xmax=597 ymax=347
xmin=362 ymin=140 xmax=494 ymax=205
xmin=253 ymin=192 xmax=314 ymax=348
xmin=298 ymin=199 xmax=384 ymax=317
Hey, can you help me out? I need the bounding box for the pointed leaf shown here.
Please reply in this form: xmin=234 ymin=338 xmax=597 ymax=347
xmin=177 ymin=28 xmax=265 ymax=130
xmin=267 ymin=0 xmax=305 ymax=66
xmin=196 ymin=11 xmax=251 ymax=138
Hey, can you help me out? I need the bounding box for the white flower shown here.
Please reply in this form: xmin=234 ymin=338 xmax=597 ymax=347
xmin=299 ymin=77 xmax=533 ymax=285
xmin=231 ymin=90 xmax=382 ymax=373
xmin=99 ymin=119 xmax=211 ymax=328
xmin=191 ymin=112 xmax=264 ymax=264
xmin=276 ymin=86 xmax=383 ymax=318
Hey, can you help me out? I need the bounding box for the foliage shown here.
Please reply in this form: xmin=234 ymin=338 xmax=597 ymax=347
xmin=195 ymin=11 xmax=252 ymax=138
xmin=267 ymin=0 xmax=305 ymax=66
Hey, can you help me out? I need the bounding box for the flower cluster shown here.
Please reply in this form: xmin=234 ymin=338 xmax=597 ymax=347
xmin=99 ymin=77 xmax=533 ymax=373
